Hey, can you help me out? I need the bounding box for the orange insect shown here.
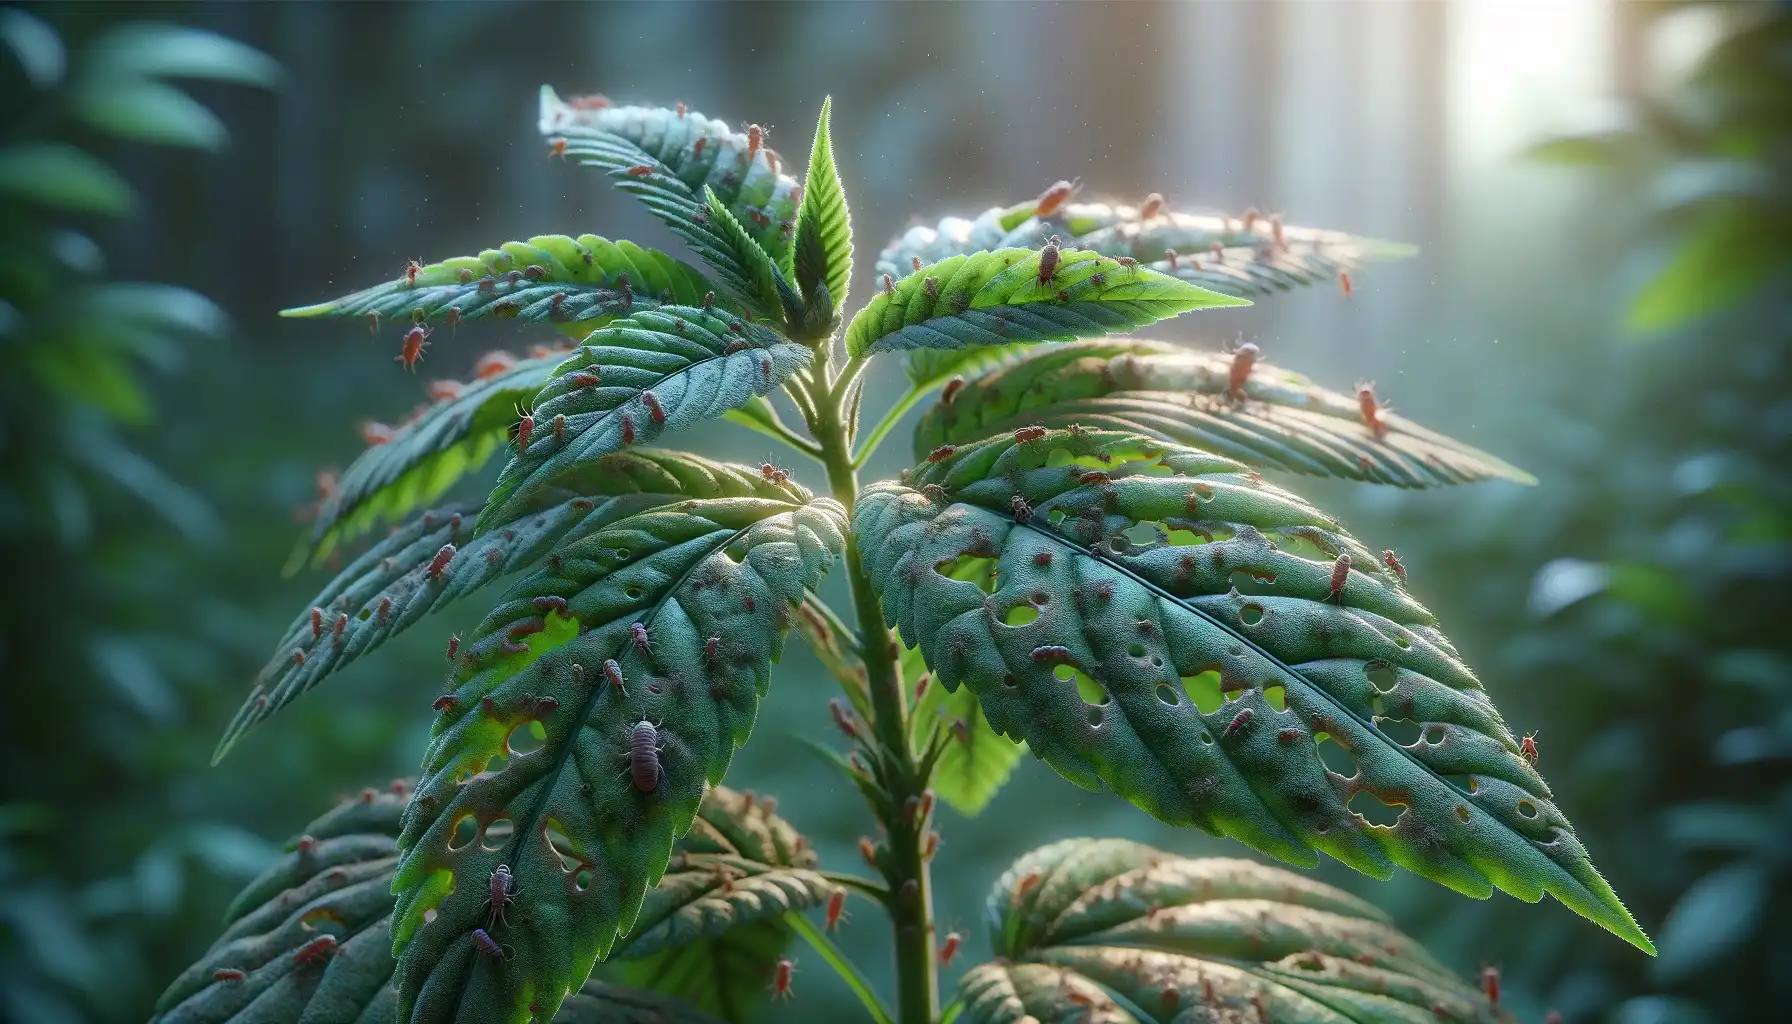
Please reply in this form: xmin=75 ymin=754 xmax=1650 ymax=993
xmin=361 ymin=421 xmax=396 ymax=446
xmin=444 ymin=305 xmax=461 ymax=333
xmin=770 ymin=958 xmax=795 ymax=1001
xmin=923 ymin=831 xmax=940 ymax=860
xmin=516 ymin=410 xmax=534 ymax=452
xmin=213 ymin=968 xmax=247 ymax=983
xmin=941 ymin=376 xmax=965 ymax=405
xmin=405 ymin=260 xmax=423 ymax=287
xmin=1014 ymin=870 xmax=1041 ymax=903
xmin=396 ymin=324 xmax=430 ymax=371
xmin=627 ymin=164 xmax=653 ymax=177
xmin=1036 ymin=236 xmax=1061 ymax=285
xmin=549 ymin=138 xmax=567 ymax=159
xmin=693 ymin=136 xmax=707 ymax=158
xmin=914 ymin=673 xmax=930 ymax=700
xmin=427 ymin=380 xmax=465 ymax=402
xmin=1482 ymin=966 xmax=1501 ymax=1007
xmin=1241 ymin=207 xmax=1260 ymax=232
xmin=858 ymin=836 xmax=878 ymax=868
xmin=1140 ymin=192 xmax=1164 ymax=218
xmin=292 ymin=935 xmax=338 ymax=967
xmin=425 ymin=543 xmax=456 ymax=580
xmin=366 ymin=310 xmax=380 ymax=334
xmin=825 ymin=889 xmax=848 ymax=931
xmin=1328 ymin=552 xmax=1351 ymax=602
xmin=1339 ymin=270 xmax=1353 ymax=298
xmin=760 ymin=463 xmax=790 ymax=485
xmin=828 ymin=698 xmax=858 ymax=740
xmin=940 ymin=932 xmax=962 ymax=967
xmin=1033 ymin=177 xmax=1081 ymax=218
xmin=1521 ymin=731 xmax=1540 ymax=764
xmin=474 ymin=350 xmax=517 ymax=380
xmin=927 ymin=444 xmax=956 ymax=464
xmin=1381 ymin=548 xmax=1407 ymax=583
xmin=1227 ymin=341 xmax=1260 ymax=400
xmin=642 ymin=390 xmax=666 ymax=425
xmin=744 ymin=123 xmax=768 ymax=162
xmin=446 ymin=634 xmax=460 ymax=661
xmin=1013 ymin=425 xmax=1047 ymax=443
xmin=1356 ymin=381 xmax=1388 ymax=439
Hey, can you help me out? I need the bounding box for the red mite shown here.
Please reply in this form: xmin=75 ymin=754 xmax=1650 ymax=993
xmin=602 ymin=659 xmax=628 ymax=696
xmin=1328 ymin=552 xmax=1351 ymax=601
xmin=1227 ymin=342 xmax=1260 ymax=400
xmin=406 ymin=259 xmax=423 ymax=287
xmin=1482 ymin=966 xmax=1500 ymax=1007
xmin=568 ymin=93 xmax=611 ymax=110
xmin=693 ymin=136 xmax=707 ymax=158
xmin=569 ymin=372 xmax=600 ymax=389
xmin=1339 ymin=270 xmax=1353 ymax=298
xmin=914 ymin=673 xmax=930 ymax=700
xmin=553 ymin=413 xmax=566 ymax=444
xmin=1521 ymin=732 xmax=1540 ymax=764
xmin=858 ymin=837 xmax=878 ymax=867
xmin=928 ymin=444 xmax=956 ymax=464
xmin=1014 ymin=871 xmax=1041 ymax=903
xmin=474 ymin=350 xmax=517 ymax=379
xmin=292 ymin=935 xmax=338 ymax=967
xmin=516 ymin=411 xmax=534 ymax=452
xmin=828 ymin=697 xmax=858 ymax=739
xmin=376 ymin=597 xmax=391 ymax=625
xmin=882 ymin=273 xmax=895 ymax=295
xmin=1036 ymin=236 xmax=1061 ymax=286
xmin=549 ymin=138 xmax=567 ymax=159
xmin=1381 ymin=549 xmax=1407 ymax=583
xmin=310 ymin=607 xmax=324 ymax=639
xmin=427 ymin=379 xmax=464 ymax=402
xmin=745 ymin=123 xmax=767 ymax=162
xmin=1140 ymin=192 xmax=1164 ymax=218
xmin=433 ymin=695 xmax=458 ymax=713
xmin=704 ymin=636 xmax=721 ymax=663
xmin=761 ymin=463 xmax=790 ymax=485
xmin=770 ymin=958 xmax=795 ymax=1001
xmin=1013 ymin=424 xmax=1047 ymax=443
xmin=213 ymin=968 xmax=247 ymax=983
xmin=397 ymin=324 xmax=431 ymax=371
xmin=627 ymin=164 xmax=653 ymax=177
xmin=825 ymin=889 xmax=848 ymax=931
xmin=446 ymin=634 xmax=460 ymax=660
xmin=630 ymin=622 xmax=652 ymax=653
xmin=940 ymin=932 xmax=962 ymax=967
xmin=1032 ymin=178 xmax=1081 ymax=218
xmin=362 ymin=421 xmax=396 ymax=446
xmin=366 ymin=311 xmax=381 ymax=333
xmin=642 ymin=390 xmax=666 ymax=425
xmin=629 ymin=720 xmax=662 ymax=793
xmin=333 ymin=613 xmax=347 ymax=640
xmin=471 ymin=928 xmax=507 ymax=961
xmin=426 ymin=543 xmax=456 ymax=580
xmin=941 ymin=376 xmax=965 ymax=405
xmin=1356 ymin=381 xmax=1388 ymax=439
xmin=1272 ymin=215 xmax=1287 ymax=249
xmin=1225 ymin=707 xmax=1254 ymax=736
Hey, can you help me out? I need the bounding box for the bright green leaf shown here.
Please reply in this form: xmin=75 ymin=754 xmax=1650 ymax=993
xmin=792 ymin=96 xmax=852 ymax=323
xmin=1627 ymin=210 xmax=1790 ymax=334
xmin=913 ymin=665 xmax=1026 ymax=817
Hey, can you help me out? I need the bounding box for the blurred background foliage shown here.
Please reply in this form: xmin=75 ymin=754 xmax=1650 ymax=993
xmin=0 ymin=3 xmax=1785 ymax=1023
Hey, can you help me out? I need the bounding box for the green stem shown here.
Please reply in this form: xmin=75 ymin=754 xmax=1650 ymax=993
xmin=809 ymin=351 xmax=939 ymax=1024
xmin=851 ymin=382 xmax=929 ymax=469
xmin=785 ymin=911 xmax=897 ymax=1024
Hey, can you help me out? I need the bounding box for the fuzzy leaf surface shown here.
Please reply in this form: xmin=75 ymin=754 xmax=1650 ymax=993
xmin=913 ymin=340 xmax=1534 ymax=488
xmin=845 ymin=248 xmax=1244 ymax=359
xmin=877 ymin=201 xmax=1412 ymax=302
xmin=602 ymin=787 xmax=831 ymax=1019
xmin=791 ymin=96 xmax=852 ymax=320
xmin=221 ymin=453 xmax=807 ymax=762
xmin=476 ymin=307 xmax=812 ymax=534
xmin=538 ymin=89 xmax=798 ymax=310
xmin=960 ymin=838 xmax=1509 ymax=1024
xmin=703 ymin=184 xmax=795 ymax=325
xmin=280 ymin=235 xmax=715 ymax=331
xmin=298 ymin=356 xmax=557 ymax=566
xmin=392 ymin=494 xmax=846 ymax=1023
xmin=855 ymin=429 xmax=1650 ymax=952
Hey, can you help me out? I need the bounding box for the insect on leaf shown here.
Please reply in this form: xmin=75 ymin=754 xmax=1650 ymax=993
xmin=475 ymin=307 xmax=812 ymax=534
xmin=391 ymin=494 xmax=847 ymax=1023
xmin=914 ymin=339 xmax=1535 ymax=488
xmin=960 ymin=838 xmax=1514 ymax=1024
xmin=219 ymin=452 xmax=809 ymax=763
xmin=843 ymin=247 xmax=1245 ymax=360
xmin=791 ymin=95 xmax=852 ymax=323
xmin=295 ymin=355 xmax=559 ymax=568
xmin=855 ymin=429 xmax=1651 ymax=953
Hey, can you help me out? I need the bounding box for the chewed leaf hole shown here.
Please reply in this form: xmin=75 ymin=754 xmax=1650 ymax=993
xmin=623 ymin=584 xmax=645 ymax=600
xmin=1349 ymin=790 xmax=1404 ymax=827
xmin=1276 ymin=531 xmax=1335 ymax=561
xmin=1047 ymin=509 xmax=1067 ymax=526
xmin=1053 ymin=664 xmax=1077 ymax=682
xmin=1059 ymin=666 xmax=1107 ymax=705
xmin=1122 ymin=522 xmax=1161 ymax=547
xmin=1365 ymin=660 xmax=1398 ymax=692
xmin=1315 ymin=733 xmax=1358 ymax=777
xmin=1445 ymin=774 xmax=1478 ymax=794
xmin=508 ymin=720 xmax=546 ymax=756
xmin=1456 ymin=805 xmax=1471 ymax=823
xmin=572 ymin=866 xmax=595 ymax=892
xmin=1517 ymin=800 xmax=1538 ymax=818
xmin=483 ymin=818 xmax=512 ymax=851
xmin=448 ymin=814 xmax=478 ymax=851
xmin=1087 ymin=705 xmax=1103 ymax=727
xmin=937 ymin=553 xmax=998 ymax=594
xmin=1228 ymin=569 xmax=1277 ymax=595
xmin=1003 ymin=603 xmax=1040 ymax=626
xmin=1263 ymin=685 xmax=1286 ymax=711
xmin=1165 ymin=528 xmax=1211 ymax=546
xmin=300 ymin=907 xmax=345 ymax=935
xmin=1239 ymin=603 xmax=1265 ymax=626
xmin=1156 ymin=684 xmax=1179 ymax=705
xmin=1424 ymin=725 xmax=1446 ymax=744
xmin=1378 ymin=718 xmax=1422 ymax=746
xmin=723 ymin=539 xmax=749 ymax=563
xmin=545 ymin=818 xmax=579 ymax=871
xmin=1180 ymin=669 xmax=1223 ymax=713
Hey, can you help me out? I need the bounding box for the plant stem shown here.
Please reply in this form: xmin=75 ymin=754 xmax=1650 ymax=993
xmin=785 ymin=911 xmax=897 ymax=1024
xmin=808 ymin=353 xmax=939 ymax=1024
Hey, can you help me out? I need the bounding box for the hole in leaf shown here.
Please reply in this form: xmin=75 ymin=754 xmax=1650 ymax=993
xmin=1053 ymin=664 xmax=1077 ymax=682
xmin=1392 ymin=632 xmax=1411 ymax=649
xmin=1445 ymin=774 xmax=1478 ymax=794
xmin=1059 ymin=666 xmax=1106 ymax=705
xmin=1003 ymin=604 xmax=1039 ymax=626
xmin=1002 ymin=673 xmax=1018 ymax=689
xmin=1239 ymin=603 xmax=1264 ymax=626
xmin=1424 ymin=725 xmax=1445 ymax=745
xmin=1165 ymin=528 xmax=1213 ymax=546
xmin=1180 ymin=669 xmax=1223 ymax=713
xmin=1047 ymin=509 xmax=1066 ymax=526
xmin=1109 ymin=533 xmax=1131 ymax=554
xmin=1200 ymin=731 xmax=1213 ymax=744
xmin=723 ymin=540 xmax=748 ymax=563
xmin=1365 ymin=661 xmax=1397 ymax=692
xmin=1150 ymin=655 xmax=1162 ymax=668
xmin=545 ymin=819 xmax=579 ymax=871
xmin=300 ymin=907 xmax=345 ymax=935
xmin=483 ymin=819 xmax=512 ymax=851
xmin=448 ymin=815 xmax=478 ymax=850
xmin=1031 ymin=591 xmax=1050 ymax=605
xmin=1349 ymin=790 xmax=1404 ymax=827
xmin=1122 ymin=522 xmax=1160 ymax=547
xmin=1156 ymin=684 xmax=1178 ymax=705
xmin=1455 ymin=805 xmax=1471 ymax=823
xmin=508 ymin=721 xmax=546 ymax=756
xmin=1276 ymin=532 xmax=1335 ymax=561
xmin=1314 ymin=733 xmax=1358 ymax=777
xmin=1378 ymin=718 xmax=1422 ymax=745
xmin=1263 ymin=685 xmax=1286 ymax=711
xmin=936 ymin=554 xmax=999 ymax=594
xmin=484 ymin=752 xmax=510 ymax=775
xmin=1228 ymin=569 xmax=1277 ymax=595
xmin=624 ymin=585 xmax=645 ymax=600
xmin=573 ymin=866 xmax=595 ymax=892
xmin=1087 ymin=705 xmax=1103 ymax=727
xmin=1517 ymin=800 xmax=1538 ymax=818
xmin=1128 ymin=643 xmax=1147 ymax=659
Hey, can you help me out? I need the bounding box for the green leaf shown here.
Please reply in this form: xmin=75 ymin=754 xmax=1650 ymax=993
xmin=720 ymin=395 xmax=799 ymax=448
xmin=913 ymin=662 xmax=1026 ymax=817
xmin=279 ymin=234 xmax=717 ymax=332
xmin=0 ymin=143 xmax=134 ymax=215
xmin=960 ymin=838 xmax=1512 ymax=1024
xmin=71 ymin=80 xmax=227 ymax=151
xmin=844 ymin=247 xmax=1245 ymax=359
xmin=392 ymin=495 xmax=847 ymax=1023
xmin=912 ymin=339 xmax=1536 ymax=488
xmin=151 ymin=784 xmax=411 ymax=1024
xmin=703 ymin=185 xmax=795 ymax=325
xmin=220 ymin=452 xmax=810 ymax=763
xmin=476 ymin=307 xmax=813 ymax=534
xmin=552 ymin=983 xmax=728 ymax=1024
xmin=1627 ymin=209 xmax=1790 ymax=334
xmin=82 ymin=24 xmax=279 ymax=86
xmin=877 ymin=200 xmax=1414 ymax=302
xmin=791 ymin=96 xmax=852 ymax=323
xmin=298 ymin=355 xmax=559 ymax=567
xmin=0 ymin=9 xmax=65 ymax=89
xmin=855 ymin=429 xmax=1652 ymax=954
xmin=603 ymin=787 xmax=833 ymax=1019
